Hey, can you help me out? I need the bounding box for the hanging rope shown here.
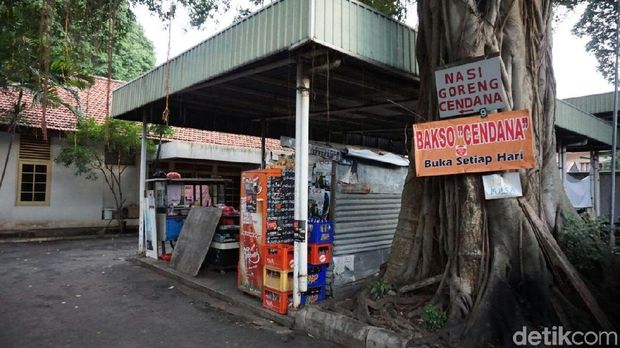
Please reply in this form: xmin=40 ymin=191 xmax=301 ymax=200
xmin=162 ymin=1 xmax=176 ymax=125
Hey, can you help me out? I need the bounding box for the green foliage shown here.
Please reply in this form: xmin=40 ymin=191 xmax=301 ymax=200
xmin=560 ymin=213 xmax=610 ymax=274
xmin=370 ymin=279 xmax=393 ymax=300
xmin=235 ymin=0 xmax=412 ymax=22
xmin=133 ymin=0 xmax=230 ymax=28
xmin=56 ymin=117 xmax=142 ymax=180
xmin=359 ymin=0 xmax=413 ymax=21
xmin=0 ymin=0 xmax=154 ymax=90
xmin=421 ymin=304 xmax=447 ymax=332
xmin=555 ymin=0 xmax=618 ymax=83
xmin=91 ymin=20 xmax=155 ymax=81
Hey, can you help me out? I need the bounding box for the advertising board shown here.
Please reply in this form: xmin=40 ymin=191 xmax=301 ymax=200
xmin=412 ymin=110 xmax=535 ymax=177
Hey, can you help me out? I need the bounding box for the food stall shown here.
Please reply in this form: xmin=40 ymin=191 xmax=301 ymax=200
xmin=145 ymin=177 xmax=239 ymax=267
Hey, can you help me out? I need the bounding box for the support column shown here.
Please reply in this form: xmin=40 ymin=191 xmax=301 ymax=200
xmin=261 ymin=117 xmax=266 ymax=169
xmin=138 ymin=111 xmax=147 ymax=253
xmin=591 ymin=151 xmax=601 ymax=216
xmin=293 ymin=61 xmax=310 ymax=308
xmin=559 ymin=142 xmax=566 ymax=184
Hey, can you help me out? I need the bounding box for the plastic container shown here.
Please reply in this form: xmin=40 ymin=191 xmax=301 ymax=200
xmin=263 ymin=244 xmax=294 ymax=271
xmin=308 ymin=243 xmax=332 ymax=265
xmin=301 ymin=286 xmax=326 ymax=305
xmin=263 ymin=267 xmax=294 ymax=292
xmin=262 ymin=287 xmax=292 ymax=314
xmin=307 ymin=263 xmax=327 ymax=288
xmin=308 ymin=220 xmax=334 ymax=244
xmin=165 ymin=216 xmax=184 ymax=241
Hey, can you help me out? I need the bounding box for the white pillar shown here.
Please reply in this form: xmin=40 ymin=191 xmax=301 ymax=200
xmin=138 ymin=112 xmax=147 ymax=253
xmin=293 ymin=61 xmax=310 ymax=308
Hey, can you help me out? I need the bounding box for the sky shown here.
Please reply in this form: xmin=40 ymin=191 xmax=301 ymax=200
xmin=134 ymin=1 xmax=613 ymax=100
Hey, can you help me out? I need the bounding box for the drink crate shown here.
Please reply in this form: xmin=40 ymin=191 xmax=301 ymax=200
xmin=308 ymin=220 xmax=334 ymax=244
xmin=301 ymin=286 xmax=326 ymax=305
xmin=262 ymin=244 xmax=294 ymax=271
xmin=308 ymin=243 xmax=332 ymax=265
xmin=263 ymin=267 xmax=294 ymax=292
xmin=307 ymin=264 xmax=327 ymax=288
xmin=262 ymin=287 xmax=292 ymax=314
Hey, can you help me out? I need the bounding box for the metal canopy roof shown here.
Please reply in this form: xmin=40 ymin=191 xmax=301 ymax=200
xmin=555 ymin=99 xmax=612 ymax=150
xmin=112 ymin=0 xmax=611 ymax=154
xmin=112 ymin=0 xmax=419 ymax=153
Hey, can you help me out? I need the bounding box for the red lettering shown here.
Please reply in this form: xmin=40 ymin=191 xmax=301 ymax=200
xmin=493 ymin=92 xmax=503 ymax=103
xmin=463 ymin=125 xmax=472 ymax=145
xmin=488 ymin=121 xmax=496 ymax=142
xmin=496 ymin=121 xmax=505 ymax=142
xmin=514 ymin=118 xmax=525 ymax=140
xmin=466 ymin=68 xmax=477 ymax=80
xmin=416 ymin=131 xmax=424 ymax=149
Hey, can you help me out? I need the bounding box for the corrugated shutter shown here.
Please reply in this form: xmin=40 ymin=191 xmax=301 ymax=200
xmin=333 ymin=193 xmax=401 ymax=256
xmin=19 ymin=135 xmax=51 ymax=160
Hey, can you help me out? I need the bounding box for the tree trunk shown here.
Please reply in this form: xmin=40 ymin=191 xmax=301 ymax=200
xmin=385 ymin=1 xmax=609 ymax=346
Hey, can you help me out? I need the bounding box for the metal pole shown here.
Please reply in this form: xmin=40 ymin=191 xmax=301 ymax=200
xmin=261 ymin=117 xmax=266 ymax=169
xmin=293 ymin=61 xmax=310 ymax=308
xmin=299 ymin=74 xmax=310 ymax=294
xmin=593 ymin=152 xmax=601 ymax=216
xmin=138 ymin=111 xmax=147 ymax=253
xmin=293 ymin=62 xmax=302 ymax=308
xmin=610 ymin=0 xmax=620 ymax=247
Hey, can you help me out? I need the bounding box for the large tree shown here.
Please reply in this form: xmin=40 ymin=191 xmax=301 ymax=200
xmin=382 ymin=1 xmax=613 ymax=347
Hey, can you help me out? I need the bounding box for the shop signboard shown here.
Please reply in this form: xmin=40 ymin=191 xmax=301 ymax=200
xmin=435 ymin=55 xmax=507 ymax=118
xmin=482 ymin=172 xmax=523 ymax=200
xmin=412 ymin=109 xmax=535 ymax=177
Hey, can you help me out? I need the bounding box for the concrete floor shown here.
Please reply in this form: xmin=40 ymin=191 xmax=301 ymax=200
xmin=0 ymin=237 xmax=337 ymax=348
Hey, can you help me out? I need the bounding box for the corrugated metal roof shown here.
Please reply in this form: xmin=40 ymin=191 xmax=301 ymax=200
xmin=312 ymin=0 xmax=417 ymax=75
xmin=555 ymin=99 xmax=613 ymax=145
xmin=563 ymin=92 xmax=614 ymax=115
xmin=111 ymin=0 xmax=418 ymax=118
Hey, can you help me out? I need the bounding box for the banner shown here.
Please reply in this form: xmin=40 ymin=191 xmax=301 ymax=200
xmin=413 ymin=110 xmax=535 ymax=177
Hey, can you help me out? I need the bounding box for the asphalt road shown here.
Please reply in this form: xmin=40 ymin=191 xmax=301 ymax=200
xmin=0 ymin=237 xmax=337 ymax=348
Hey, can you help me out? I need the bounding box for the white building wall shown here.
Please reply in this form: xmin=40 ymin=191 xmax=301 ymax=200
xmin=0 ymin=132 xmax=139 ymax=231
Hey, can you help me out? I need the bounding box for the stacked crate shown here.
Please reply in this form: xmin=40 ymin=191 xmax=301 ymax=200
xmin=302 ymin=219 xmax=334 ymax=305
xmin=261 ymin=244 xmax=294 ymax=314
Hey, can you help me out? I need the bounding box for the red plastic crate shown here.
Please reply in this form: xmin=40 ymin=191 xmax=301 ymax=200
xmin=308 ymin=243 xmax=332 ymax=265
xmin=263 ymin=244 xmax=294 ymax=271
xmin=262 ymin=287 xmax=292 ymax=314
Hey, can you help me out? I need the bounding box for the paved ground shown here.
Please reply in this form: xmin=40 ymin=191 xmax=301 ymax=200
xmin=0 ymin=237 xmax=337 ymax=348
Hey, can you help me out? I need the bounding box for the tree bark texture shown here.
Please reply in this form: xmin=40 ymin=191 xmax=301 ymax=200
xmin=385 ymin=1 xmax=608 ymax=346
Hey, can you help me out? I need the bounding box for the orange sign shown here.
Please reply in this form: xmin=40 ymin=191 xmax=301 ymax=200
xmin=413 ymin=110 xmax=535 ymax=177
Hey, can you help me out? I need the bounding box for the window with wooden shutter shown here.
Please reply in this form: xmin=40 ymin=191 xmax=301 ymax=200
xmin=16 ymin=135 xmax=51 ymax=206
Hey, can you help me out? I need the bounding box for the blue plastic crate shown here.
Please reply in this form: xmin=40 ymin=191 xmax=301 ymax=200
xmin=165 ymin=216 xmax=184 ymax=241
xmin=301 ymin=286 xmax=326 ymax=305
xmin=307 ymin=264 xmax=327 ymax=287
xmin=308 ymin=220 xmax=334 ymax=244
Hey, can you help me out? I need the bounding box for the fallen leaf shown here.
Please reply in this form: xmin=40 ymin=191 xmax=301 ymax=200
xmin=75 ymin=295 xmax=81 ymax=298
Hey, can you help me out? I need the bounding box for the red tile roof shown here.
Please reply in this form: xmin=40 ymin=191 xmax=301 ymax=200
xmin=0 ymin=77 xmax=286 ymax=151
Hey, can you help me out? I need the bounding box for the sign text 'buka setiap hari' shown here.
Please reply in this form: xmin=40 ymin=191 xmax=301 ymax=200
xmin=435 ymin=56 xmax=507 ymax=118
xmin=413 ymin=110 xmax=535 ymax=177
